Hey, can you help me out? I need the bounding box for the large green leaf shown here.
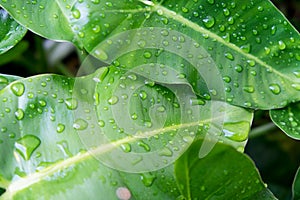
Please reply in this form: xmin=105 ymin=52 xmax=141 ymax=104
xmin=174 ymin=140 xmax=277 ymax=199
xmin=1 ymin=0 xmax=299 ymax=109
xmin=0 ymin=65 xmax=253 ymax=199
xmin=270 ymin=103 xmax=300 ymax=140
xmin=0 ymin=9 xmax=26 ymax=55
xmin=293 ymin=166 xmax=300 ymax=200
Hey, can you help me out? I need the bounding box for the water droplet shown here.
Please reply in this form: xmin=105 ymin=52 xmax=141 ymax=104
xmin=91 ymin=0 xmax=100 ymax=4
xmin=292 ymin=83 xmax=300 ymax=91
xmin=92 ymin=25 xmax=101 ymax=33
xmin=39 ymin=100 xmax=47 ymax=107
xmin=56 ymin=123 xmax=65 ymax=133
xmin=202 ymin=16 xmax=215 ymax=28
xmin=240 ymin=44 xmax=251 ymax=53
xmin=143 ymin=51 xmax=152 ymax=59
xmin=257 ymin=6 xmax=264 ymax=12
xmin=98 ymin=120 xmax=105 ymax=127
xmin=223 ymin=121 xmax=249 ymax=142
xmin=247 ymin=60 xmax=256 ymax=67
xmin=293 ymin=70 xmax=300 ymax=78
xmin=65 ymin=98 xmax=78 ymax=110
xmin=141 ymin=173 xmax=156 ymax=187
xmin=222 ymin=76 xmax=231 ymax=83
xmin=94 ymin=49 xmax=108 ymax=61
xmin=278 ymin=40 xmax=286 ymax=50
xmin=243 ymin=86 xmax=255 ymax=93
xmin=223 ymin=8 xmax=230 ymax=16
xmin=157 ymin=105 xmax=166 ymax=112
xmin=269 ymin=84 xmax=281 ymax=95
xmin=73 ymin=119 xmax=88 ymax=130
xmin=15 ymin=135 xmax=41 ymax=160
xmin=228 ymin=16 xmax=234 ymax=24
xmin=108 ymin=96 xmax=119 ymax=105
xmin=181 ymin=7 xmax=189 ymax=13
xmin=190 ymin=98 xmax=206 ymax=105
xmin=264 ymin=47 xmax=271 ymax=55
xmin=138 ymin=141 xmax=151 ymax=152
xmin=159 ymin=147 xmax=173 ymax=157
xmin=121 ymin=143 xmax=131 ymax=153
xmin=15 ymin=109 xmax=24 ymax=120
xmin=11 ymin=82 xmax=25 ymax=96
xmin=139 ymin=90 xmax=147 ymax=100
xmin=225 ymin=52 xmax=234 ymax=60
xmin=271 ymin=26 xmax=277 ymax=35
xmin=235 ymin=65 xmax=243 ymax=73
xmin=116 ymin=187 xmax=131 ymax=200
xmin=144 ymin=121 xmax=152 ymax=128
xmin=0 ymin=76 xmax=8 ymax=84
xmin=72 ymin=9 xmax=81 ymax=19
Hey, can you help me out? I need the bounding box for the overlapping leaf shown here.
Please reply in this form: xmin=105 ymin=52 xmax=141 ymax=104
xmin=0 ymin=0 xmax=299 ymax=109
xmin=0 ymin=64 xmax=253 ymax=198
xmin=0 ymin=9 xmax=26 ymax=55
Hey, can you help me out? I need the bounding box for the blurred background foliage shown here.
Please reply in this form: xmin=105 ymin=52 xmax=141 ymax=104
xmin=0 ymin=0 xmax=299 ymax=199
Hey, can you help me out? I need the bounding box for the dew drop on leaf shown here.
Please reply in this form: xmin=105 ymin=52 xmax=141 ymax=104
xmin=278 ymin=40 xmax=286 ymax=50
xmin=143 ymin=51 xmax=152 ymax=59
xmin=0 ymin=76 xmax=8 ymax=84
xmin=15 ymin=135 xmax=41 ymax=160
xmin=140 ymin=172 xmax=156 ymax=187
xmin=269 ymin=84 xmax=281 ymax=95
xmin=56 ymin=123 xmax=65 ymax=133
xmin=15 ymin=108 xmax=24 ymax=120
xmin=108 ymin=96 xmax=119 ymax=105
xmin=73 ymin=118 xmax=88 ymax=130
xmin=225 ymin=52 xmax=234 ymax=60
xmin=139 ymin=90 xmax=147 ymax=100
xmin=223 ymin=121 xmax=249 ymax=142
xmin=291 ymin=83 xmax=300 ymax=91
xmin=202 ymin=16 xmax=215 ymax=28
xmin=121 ymin=143 xmax=131 ymax=153
xmin=65 ymin=98 xmax=78 ymax=110
xmin=71 ymin=9 xmax=81 ymax=19
xmin=243 ymin=86 xmax=255 ymax=93
xmin=159 ymin=147 xmax=173 ymax=157
xmin=11 ymin=82 xmax=25 ymax=96
xmin=138 ymin=141 xmax=151 ymax=152
xmin=98 ymin=120 xmax=105 ymax=127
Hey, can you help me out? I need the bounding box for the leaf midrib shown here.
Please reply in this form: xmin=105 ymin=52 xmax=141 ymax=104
xmin=5 ymin=116 xmax=223 ymax=197
xmin=142 ymin=1 xmax=293 ymax=82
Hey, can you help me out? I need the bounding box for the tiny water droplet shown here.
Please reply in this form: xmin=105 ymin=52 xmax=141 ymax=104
xmin=15 ymin=109 xmax=24 ymax=120
xmin=139 ymin=90 xmax=147 ymax=100
xmin=121 ymin=143 xmax=131 ymax=153
xmin=225 ymin=52 xmax=234 ymax=60
xmin=11 ymin=82 xmax=25 ymax=96
xmin=98 ymin=120 xmax=105 ymax=127
xmin=143 ymin=51 xmax=152 ymax=59
xmin=278 ymin=40 xmax=286 ymax=50
xmin=15 ymin=135 xmax=41 ymax=160
xmin=243 ymin=86 xmax=255 ymax=93
xmin=235 ymin=65 xmax=243 ymax=73
xmin=56 ymin=123 xmax=65 ymax=133
xmin=108 ymin=96 xmax=119 ymax=105
xmin=73 ymin=119 xmax=88 ymax=130
xmin=65 ymin=98 xmax=78 ymax=110
xmin=222 ymin=76 xmax=231 ymax=83
xmin=207 ymin=0 xmax=214 ymax=4
xmin=269 ymin=84 xmax=281 ymax=95
xmin=202 ymin=16 xmax=215 ymax=28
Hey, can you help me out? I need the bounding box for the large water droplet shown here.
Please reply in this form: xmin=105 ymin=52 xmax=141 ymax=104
xmin=202 ymin=16 xmax=215 ymax=28
xmin=223 ymin=121 xmax=249 ymax=142
xmin=15 ymin=135 xmax=41 ymax=160
xmin=141 ymin=173 xmax=156 ymax=187
xmin=73 ymin=119 xmax=88 ymax=130
xmin=11 ymin=82 xmax=25 ymax=96
xmin=269 ymin=84 xmax=281 ymax=95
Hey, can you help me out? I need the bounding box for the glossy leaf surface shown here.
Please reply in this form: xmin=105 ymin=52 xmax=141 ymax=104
xmin=0 ymin=0 xmax=299 ymax=109
xmin=0 ymin=65 xmax=253 ymax=199
xmin=270 ymin=103 xmax=300 ymax=140
xmin=0 ymin=9 xmax=26 ymax=55
xmin=175 ymin=140 xmax=277 ymax=199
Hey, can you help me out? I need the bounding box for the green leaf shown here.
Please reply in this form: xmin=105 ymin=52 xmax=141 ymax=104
xmin=0 ymin=41 xmax=29 ymax=66
xmin=1 ymin=0 xmax=299 ymax=109
xmin=0 ymin=74 xmax=21 ymax=91
xmin=293 ymin=166 xmax=300 ymax=200
xmin=0 ymin=65 xmax=253 ymax=199
xmin=270 ymin=103 xmax=300 ymax=140
xmin=174 ymin=140 xmax=277 ymax=200
xmin=0 ymin=9 xmax=26 ymax=55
